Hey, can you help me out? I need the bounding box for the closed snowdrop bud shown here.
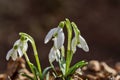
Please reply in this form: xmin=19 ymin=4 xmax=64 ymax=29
xmin=77 ymin=35 xmax=89 ymax=52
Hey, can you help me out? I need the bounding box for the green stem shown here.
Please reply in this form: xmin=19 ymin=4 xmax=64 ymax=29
xmin=31 ymin=41 xmax=42 ymax=79
xmin=50 ymin=62 xmax=58 ymax=76
xmin=23 ymin=52 xmax=36 ymax=80
xmin=65 ymin=18 xmax=72 ymax=74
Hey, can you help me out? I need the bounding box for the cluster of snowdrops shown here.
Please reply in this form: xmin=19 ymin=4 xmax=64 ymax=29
xmin=6 ymin=19 xmax=89 ymax=80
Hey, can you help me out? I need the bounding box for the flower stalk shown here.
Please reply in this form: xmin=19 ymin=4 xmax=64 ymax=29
xmin=23 ymin=51 xmax=37 ymax=80
xmin=19 ymin=32 xmax=42 ymax=79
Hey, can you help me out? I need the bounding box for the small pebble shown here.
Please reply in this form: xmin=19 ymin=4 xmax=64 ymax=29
xmin=101 ymin=62 xmax=117 ymax=75
xmin=115 ymin=75 xmax=120 ymax=80
xmin=115 ymin=62 xmax=120 ymax=72
xmin=88 ymin=60 xmax=101 ymax=72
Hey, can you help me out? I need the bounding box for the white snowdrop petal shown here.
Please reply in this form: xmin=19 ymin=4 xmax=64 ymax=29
xmin=77 ymin=44 xmax=82 ymax=48
xmin=57 ymin=27 xmax=62 ymax=32
xmin=6 ymin=48 xmax=14 ymax=60
xmin=77 ymin=35 xmax=89 ymax=52
xmin=44 ymin=28 xmax=57 ymax=44
xmin=14 ymin=39 xmax=20 ymax=46
xmin=55 ymin=49 xmax=60 ymax=62
xmin=23 ymin=41 xmax=28 ymax=52
xmin=49 ymin=47 xmax=56 ymax=62
xmin=12 ymin=50 xmax=18 ymax=61
xmin=55 ymin=31 xmax=65 ymax=49
xmin=82 ymin=44 xmax=89 ymax=52
xmin=18 ymin=48 xmax=23 ymax=57
xmin=53 ymin=37 xmax=57 ymax=49
xmin=71 ymin=37 xmax=77 ymax=53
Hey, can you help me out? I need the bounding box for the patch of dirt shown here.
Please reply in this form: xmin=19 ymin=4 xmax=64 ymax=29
xmin=0 ymin=59 xmax=120 ymax=80
xmin=0 ymin=58 xmax=33 ymax=80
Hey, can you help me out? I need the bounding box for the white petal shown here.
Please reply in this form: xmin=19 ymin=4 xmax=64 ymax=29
xmin=71 ymin=37 xmax=77 ymax=53
xmin=23 ymin=41 xmax=28 ymax=52
xmin=57 ymin=27 xmax=62 ymax=32
xmin=54 ymin=31 xmax=65 ymax=49
xmin=11 ymin=50 xmax=18 ymax=61
xmin=6 ymin=48 xmax=14 ymax=60
xmin=82 ymin=44 xmax=89 ymax=52
xmin=44 ymin=28 xmax=57 ymax=44
xmin=18 ymin=48 xmax=23 ymax=57
xmin=14 ymin=39 xmax=20 ymax=46
xmin=77 ymin=35 xmax=89 ymax=52
xmin=53 ymin=37 xmax=57 ymax=48
xmin=49 ymin=47 xmax=56 ymax=62
xmin=55 ymin=49 xmax=60 ymax=62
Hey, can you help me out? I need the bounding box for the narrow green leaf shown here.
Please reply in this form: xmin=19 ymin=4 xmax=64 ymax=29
xmin=59 ymin=56 xmax=66 ymax=75
xmin=21 ymin=73 xmax=34 ymax=80
xmin=46 ymin=72 xmax=50 ymax=80
xmin=66 ymin=60 xmax=88 ymax=77
xmin=42 ymin=66 xmax=52 ymax=78
xmin=31 ymin=64 xmax=40 ymax=79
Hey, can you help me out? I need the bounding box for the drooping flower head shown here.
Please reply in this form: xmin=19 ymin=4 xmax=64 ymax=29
xmin=6 ymin=37 xmax=28 ymax=61
xmin=71 ymin=22 xmax=89 ymax=53
xmin=44 ymin=21 xmax=65 ymax=62
xmin=44 ymin=27 xmax=65 ymax=49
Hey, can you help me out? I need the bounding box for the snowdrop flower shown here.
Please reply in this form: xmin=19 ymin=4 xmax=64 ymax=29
xmin=71 ymin=35 xmax=89 ymax=53
xmin=44 ymin=26 xmax=65 ymax=49
xmin=49 ymin=47 xmax=60 ymax=63
xmin=6 ymin=39 xmax=28 ymax=61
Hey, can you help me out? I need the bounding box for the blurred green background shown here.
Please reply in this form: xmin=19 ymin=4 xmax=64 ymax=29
xmin=0 ymin=0 xmax=120 ymax=73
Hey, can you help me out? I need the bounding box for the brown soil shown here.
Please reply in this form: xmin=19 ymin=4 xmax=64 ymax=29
xmin=0 ymin=59 xmax=120 ymax=80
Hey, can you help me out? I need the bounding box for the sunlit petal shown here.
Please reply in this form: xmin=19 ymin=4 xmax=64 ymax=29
xmin=77 ymin=35 xmax=89 ymax=52
xmin=44 ymin=28 xmax=57 ymax=44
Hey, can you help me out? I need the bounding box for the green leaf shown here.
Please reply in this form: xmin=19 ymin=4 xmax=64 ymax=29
xmin=31 ymin=64 xmax=40 ymax=79
xmin=46 ymin=72 xmax=50 ymax=80
xmin=59 ymin=56 xmax=66 ymax=75
xmin=66 ymin=60 xmax=88 ymax=77
xmin=21 ymin=73 xmax=34 ymax=80
xmin=42 ymin=66 xmax=52 ymax=78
